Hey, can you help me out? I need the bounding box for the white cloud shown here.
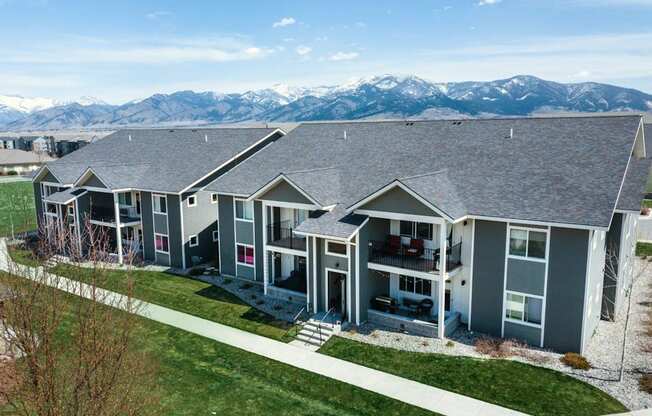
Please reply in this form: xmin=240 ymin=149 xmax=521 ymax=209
xmin=328 ymin=51 xmax=359 ymax=61
xmin=355 ymin=22 xmax=367 ymax=28
xmin=272 ymin=17 xmax=296 ymax=28
xmin=296 ymin=45 xmax=312 ymax=55
xmin=145 ymin=10 xmax=171 ymax=20
xmin=477 ymin=0 xmax=502 ymax=5
xmin=574 ymin=0 xmax=652 ymax=5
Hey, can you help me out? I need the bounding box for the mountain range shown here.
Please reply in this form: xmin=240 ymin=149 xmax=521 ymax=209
xmin=1 ymin=74 xmax=651 ymax=131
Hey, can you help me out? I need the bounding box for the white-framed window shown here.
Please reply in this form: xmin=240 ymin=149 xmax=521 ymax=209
xmin=212 ymin=230 xmax=219 ymax=242
xmin=189 ymin=234 xmax=198 ymax=247
xmin=211 ymin=193 xmax=218 ymax=204
xmin=67 ymin=205 xmax=74 ymax=216
xmin=236 ymin=244 xmax=254 ymax=266
xmin=508 ymin=227 xmax=547 ymax=260
xmin=505 ymin=291 xmax=543 ymax=326
xmin=399 ymin=221 xmax=433 ymax=240
xmin=187 ymin=195 xmax=197 ymax=207
xmin=154 ymin=233 xmax=169 ymax=253
xmin=153 ymin=194 xmax=167 ymax=214
xmin=399 ymin=275 xmax=432 ymax=296
xmin=118 ymin=192 xmax=132 ymax=206
xmin=325 ymin=240 xmax=347 ymax=258
xmin=235 ymin=199 xmax=254 ymax=221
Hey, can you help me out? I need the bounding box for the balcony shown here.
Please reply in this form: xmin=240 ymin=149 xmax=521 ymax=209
xmin=267 ymin=220 xmax=307 ymax=251
xmin=368 ymin=237 xmax=462 ymax=274
xmin=90 ymin=206 xmax=141 ymax=226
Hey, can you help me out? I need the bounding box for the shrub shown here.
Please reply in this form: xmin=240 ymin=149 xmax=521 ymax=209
xmin=642 ymin=207 xmax=651 ymax=216
xmin=421 ymin=341 xmax=429 ymax=347
xmin=188 ymin=267 xmax=205 ymax=276
xmin=474 ymin=337 xmax=524 ymax=358
xmin=6 ymin=170 xmax=17 ymax=176
xmin=446 ymin=340 xmax=455 ymax=348
xmin=640 ymin=374 xmax=652 ymax=394
xmin=560 ymin=352 xmax=591 ymax=370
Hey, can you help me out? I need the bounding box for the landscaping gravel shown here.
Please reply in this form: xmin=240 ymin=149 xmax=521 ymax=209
xmin=337 ymin=257 xmax=652 ymax=411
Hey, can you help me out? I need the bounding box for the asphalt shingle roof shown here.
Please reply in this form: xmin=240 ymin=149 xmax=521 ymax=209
xmin=42 ymin=127 xmax=277 ymax=193
xmin=43 ymin=188 xmax=86 ymax=204
xmin=208 ymin=116 xmax=644 ymax=233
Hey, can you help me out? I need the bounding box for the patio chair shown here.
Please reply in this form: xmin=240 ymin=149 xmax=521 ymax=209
xmin=417 ymin=298 xmax=434 ymax=316
xmin=405 ymin=238 xmax=424 ymax=257
xmin=384 ymin=235 xmax=402 ymax=255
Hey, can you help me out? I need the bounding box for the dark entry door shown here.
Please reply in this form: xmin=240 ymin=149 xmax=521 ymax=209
xmin=328 ymin=270 xmax=347 ymax=318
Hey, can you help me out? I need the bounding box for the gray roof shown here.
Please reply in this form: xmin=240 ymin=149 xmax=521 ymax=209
xmin=616 ymin=155 xmax=651 ymax=212
xmin=43 ymin=188 xmax=86 ymax=204
xmin=294 ymin=206 xmax=368 ymax=239
xmin=41 ymin=128 xmax=277 ymax=193
xmin=208 ymin=116 xmax=643 ymax=233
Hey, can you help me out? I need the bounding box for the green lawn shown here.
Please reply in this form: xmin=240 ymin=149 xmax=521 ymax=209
xmin=320 ymin=337 xmax=626 ymax=416
xmin=7 ymin=245 xmax=41 ymax=268
xmin=0 ymin=181 xmax=36 ymax=237
xmin=48 ymin=263 xmax=296 ymax=341
xmin=0 ymin=273 xmax=434 ymax=416
xmin=642 ymin=200 xmax=652 ymax=209
xmin=636 ymin=242 xmax=652 ymax=257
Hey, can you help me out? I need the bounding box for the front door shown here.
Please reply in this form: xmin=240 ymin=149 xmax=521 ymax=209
xmin=327 ymin=270 xmax=347 ymax=319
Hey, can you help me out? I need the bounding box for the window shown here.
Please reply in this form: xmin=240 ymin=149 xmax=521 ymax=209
xmin=187 ymin=195 xmax=197 ymax=207
xmin=237 ymin=244 xmax=254 ymax=265
xmin=118 ymin=192 xmax=132 ymax=206
xmin=153 ymin=194 xmax=167 ymax=214
xmin=326 ymin=241 xmax=347 ymax=257
xmin=155 ymin=234 xmax=169 ymax=253
xmin=235 ymin=199 xmax=254 ymax=221
xmin=399 ymin=221 xmax=433 ymax=240
xmin=505 ymin=292 xmax=542 ymax=325
xmin=399 ymin=275 xmax=432 ymax=296
xmin=211 ymin=193 xmax=218 ymax=204
xmin=67 ymin=205 xmax=74 ymax=216
xmin=46 ymin=203 xmax=57 ymax=214
xmin=509 ymin=228 xmax=547 ymax=260
xmin=212 ymin=230 xmax=219 ymax=242
xmin=189 ymin=235 xmax=198 ymax=247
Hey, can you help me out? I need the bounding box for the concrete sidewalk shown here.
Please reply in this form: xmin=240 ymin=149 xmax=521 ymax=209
xmin=0 ymin=239 xmax=525 ymax=416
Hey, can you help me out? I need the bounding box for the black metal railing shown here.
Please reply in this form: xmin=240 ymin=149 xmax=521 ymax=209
xmin=89 ymin=206 xmax=115 ymax=223
xmin=267 ymin=220 xmax=306 ymax=251
xmin=368 ymin=239 xmax=462 ymax=273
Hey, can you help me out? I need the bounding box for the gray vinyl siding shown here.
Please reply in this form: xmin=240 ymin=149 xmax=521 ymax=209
xmin=41 ymin=171 xmax=59 ymax=184
xmin=257 ymin=180 xmax=313 ymax=205
xmin=218 ymin=195 xmax=236 ymax=276
xmin=153 ymin=214 xmax=168 ymax=234
xmin=254 ymin=201 xmax=263 ymax=281
xmin=181 ymin=190 xmax=218 ymax=267
xmin=358 ymin=186 xmax=440 ymax=217
xmin=141 ymin=191 xmax=155 ymax=262
xmin=505 ymin=258 xmax=546 ymax=296
xmin=544 ymin=227 xmax=589 ymax=353
xmin=350 ymin=235 xmax=358 ymax=323
xmin=357 ymin=217 xmax=390 ymax=322
xmin=235 ymin=220 xmax=254 ymax=245
xmin=33 ymin=182 xmax=43 ymax=228
xmin=602 ymin=213 xmax=622 ymax=320
xmin=504 ymin=321 xmax=541 ymax=345
xmin=167 ymin=194 xmax=183 ymax=269
xmin=306 ymin=236 xmax=316 ymax=309
xmin=76 ymin=192 xmax=90 ymax=225
xmin=312 ymin=238 xmax=324 ymax=310
xmin=236 ymin=264 xmax=255 ymax=280
xmin=81 ymin=173 xmax=107 ymax=188
xmin=470 ymin=220 xmax=506 ymax=337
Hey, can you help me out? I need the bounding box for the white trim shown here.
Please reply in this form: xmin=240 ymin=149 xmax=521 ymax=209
xmin=73 ymin=167 xmax=109 ymax=189
xmin=187 ymin=195 xmax=197 ymax=207
xmin=506 ymin=225 xmax=549 ymax=262
xmin=539 ymin=226 xmax=551 ymax=347
xmin=438 ymin=222 xmax=447 ymax=339
xmin=180 ymin=198 xmax=187 ymax=270
xmin=306 ymin=236 xmax=311 ymax=311
xmin=263 ymin=201 xmax=269 ymax=295
xmin=247 ymin=173 xmax=321 ymax=207
xmin=234 ymin=198 xmax=254 ymax=222
xmin=367 ymin=262 xmax=438 ymax=280
xmin=468 ymin=219 xmax=475 ymax=331
xmin=501 ymin=223 xmax=509 ymax=338
xmin=347 ymin=242 xmax=352 ymax=322
xmin=292 ymin=230 xmax=351 ymax=242
xmin=265 ymin=244 xmax=307 ymax=257
xmin=464 ymin=214 xmax=606 ymax=231
xmin=355 ymin=231 xmax=361 ymax=325
xmin=212 ymin=230 xmax=219 ymax=243
xmin=354 ymin=209 xmax=444 ymax=225
xmin=325 ymin=240 xmax=348 ymax=258
xmin=254 ymin=199 xmax=319 ymax=211
xmin=211 ymin=193 xmax=218 ymax=204
xmin=236 ymin=243 xmax=256 ymax=267
xmin=580 ymin=230 xmax=593 ymax=355
xmin=154 ymin=233 xmax=170 ymax=254
xmin=189 ymin=234 xmax=198 ymax=248
xmin=184 ymin=128 xmax=284 ymax=194
xmin=347 ymin=180 xmax=454 ymax=221
xmin=312 ymin=237 xmax=318 ymax=312
xmin=82 ymin=186 xmax=113 ymax=194
xmin=324 ymin=267 xmax=349 ymax=320
xmin=113 ymin=192 xmax=123 ymax=264
xmin=32 ymin=166 xmax=64 ymax=184
xmin=503 ymin=290 xmax=544 ymax=329
xmin=152 ymin=194 xmax=168 ymax=215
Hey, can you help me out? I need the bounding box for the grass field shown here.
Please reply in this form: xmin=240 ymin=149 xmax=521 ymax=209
xmin=0 ymin=272 xmax=434 ymax=416
xmin=320 ymin=337 xmax=626 ymax=416
xmin=0 ymin=181 xmax=36 ymax=237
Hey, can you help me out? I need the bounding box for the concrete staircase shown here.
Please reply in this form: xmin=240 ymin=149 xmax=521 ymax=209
xmin=290 ymin=312 xmax=342 ymax=351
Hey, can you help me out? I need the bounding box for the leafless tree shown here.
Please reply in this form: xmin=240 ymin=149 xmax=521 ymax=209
xmin=1 ymin=219 xmax=160 ymax=415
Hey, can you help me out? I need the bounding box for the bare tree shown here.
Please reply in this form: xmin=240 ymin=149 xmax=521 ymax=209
xmin=1 ymin=219 xmax=160 ymax=415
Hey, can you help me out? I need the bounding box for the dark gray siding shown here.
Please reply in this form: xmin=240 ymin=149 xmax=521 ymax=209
xmin=358 ymin=217 xmax=390 ymax=322
xmin=504 ymin=321 xmax=541 ymax=345
xmin=359 ymin=186 xmax=439 ymax=217
xmin=235 ymin=221 xmax=254 ymax=245
xmin=254 ymin=201 xmax=263 ymax=281
xmin=602 ymin=213 xmax=622 ymax=320
xmin=153 ymin=214 xmax=168 ymax=235
xmin=544 ymin=227 xmax=589 ymax=353
xmin=167 ymin=194 xmax=183 ymax=269
xmin=81 ymin=173 xmax=107 ymax=188
xmin=33 ymin=182 xmax=43 ymax=228
xmin=470 ymin=220 xmax=506 ymax=337
xmin=506 ymin=258 xmax=546 ymax=296
xmin=218 ymin=195 xmax=235 ymax=276
xmin=41 ymin=171 xmax=60 ymax=184
xmin=258 ymin=180 xmax=313 ymax=205
xmin=76 ymin=193 xmax=90 ymax=225
xmin=182 ymin=190 xmax=218 ymax=267
xmin=141 ymin=191 xmax=155 ymax=262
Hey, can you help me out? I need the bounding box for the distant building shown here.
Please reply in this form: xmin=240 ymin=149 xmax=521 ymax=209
xmin=32 ymin=137 xmax=51 ymax=154
xmin=0 ymin=149 xmax=54 ymax=175
xmin=54 ymin=139 xmax=88 ymax=158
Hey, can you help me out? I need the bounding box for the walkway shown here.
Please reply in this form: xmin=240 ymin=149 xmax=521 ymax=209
xmin=0 ymin=239 xmax=524 ymax=416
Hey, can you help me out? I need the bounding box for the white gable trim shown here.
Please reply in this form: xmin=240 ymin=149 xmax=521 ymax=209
xmin=73 ymin=167 xmax=111 ymax=190
xmin=247 ymin=174 xmax=322 ymax=207
xmin=32 ymin=165 xmax=66 ymax=185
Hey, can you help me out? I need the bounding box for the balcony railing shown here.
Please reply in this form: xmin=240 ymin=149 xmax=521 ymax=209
xmin=267 ymin=220 xmax=307 ymax=251
xmin=90 ymin=206 xmax=141 ymax=224
xmin=369 ymin=239 xmax=462 ymax=274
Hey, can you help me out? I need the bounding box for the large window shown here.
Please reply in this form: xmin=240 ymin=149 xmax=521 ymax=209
xmin=399 ymin=221 xmax=433 ymax=240
xmin=153 ymin=194 xmax=167 ymax=214
xmin=154 ymin=234 xmax=169 ymax=253
xmin=118 ymin=192 xmax=132 ymax=206
xmin=237 ymin=244 xmax=255 ymax=266
xmin=325 ymin=240 xmax=347 ymax=257
xmin=399 ymin=275 xmax=432 ymax=296
xmin=235 ymin=199 xmax=254 ymax=221
xmin=509 ymin=228 xmax=546 ymax=260
xmin=505 ymin=292 xmax=542 ymax=325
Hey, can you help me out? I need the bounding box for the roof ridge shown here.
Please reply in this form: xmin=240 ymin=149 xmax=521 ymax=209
xmin=283 ymin=166 xmax=338 ymax=175
xmin=399 ymin=169 xmax=448 ymax=181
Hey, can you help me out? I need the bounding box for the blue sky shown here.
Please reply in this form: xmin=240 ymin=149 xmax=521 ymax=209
xmin=1 ymin=0 xmax=651 ymax=103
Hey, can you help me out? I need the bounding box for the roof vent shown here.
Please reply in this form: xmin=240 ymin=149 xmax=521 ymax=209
xmin=168 ymin=129 xmax=174 ymax=132
xmin=343 ymin=130 xmax=347 ymax=140
xmin=506 ymin=128 xmax=514 ymax=139
xmin=128 ymin=134 xmax=132 ymax=142
xmin=405 ymin=122 xmax=414 ymax=126
xmin=204 ymin=134 xmax=208 ymax=143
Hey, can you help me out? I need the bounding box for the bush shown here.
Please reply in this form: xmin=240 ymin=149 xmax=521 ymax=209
xmin=475 ymin=337 xmax=516 ymax=358
xmin=446 ymin=340 xmax=455 ymax=348
xmin=640 ymin=374 xmax=652 ymax=394
xmin=642 ymin=207 xmax=651 ymax=216
xmin=188 ymin=267 xmax=205 ymax=276
xmin=560 ymin=352 xmax=591 ymax=370
xmin=6 ymin=170 xmax=17 ymax=176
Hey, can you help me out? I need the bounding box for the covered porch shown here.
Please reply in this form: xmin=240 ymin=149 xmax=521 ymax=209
xmin=264 ymin=249 xmax=308 ymax=304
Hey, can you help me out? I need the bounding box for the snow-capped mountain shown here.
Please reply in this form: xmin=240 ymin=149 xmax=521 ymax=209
xmin=2 ymin=75 xmax=651 ymax=130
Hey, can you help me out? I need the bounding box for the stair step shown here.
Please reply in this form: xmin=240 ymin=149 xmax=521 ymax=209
xmin=297 ymin=329 xmax=328 ymax=341
xmin=295 ymin=333 xmax=325 ymax=346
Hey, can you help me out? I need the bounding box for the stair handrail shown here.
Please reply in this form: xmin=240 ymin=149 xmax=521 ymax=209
xmin=286 ymin=305 xmax=308 ymax=339
xmin=318 ymin=307 xmax=335 ymax=343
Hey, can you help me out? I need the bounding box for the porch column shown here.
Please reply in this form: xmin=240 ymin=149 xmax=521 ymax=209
xmin=306 ymin=236 xmax=311 ymax=311
xmin=113 ymin=192 xmax=123 ymax=264
xmin=437 ymin=221 xmax=447 ymax=339
xmin=262 ymin=202 xmax=268 ymax=295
